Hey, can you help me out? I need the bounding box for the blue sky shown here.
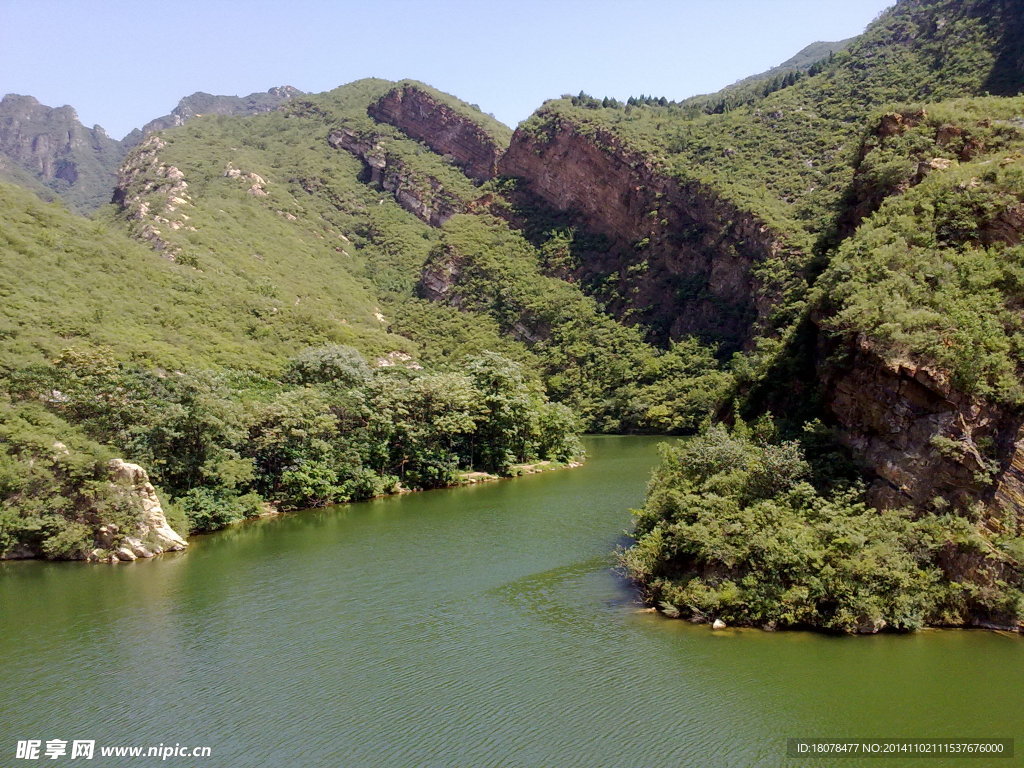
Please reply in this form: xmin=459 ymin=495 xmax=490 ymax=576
xmin=1 ymin=0 xmax=895 ymax=139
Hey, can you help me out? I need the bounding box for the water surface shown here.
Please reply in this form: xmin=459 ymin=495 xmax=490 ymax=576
xmin=2 ymin=436 xmax=1021 ymax=767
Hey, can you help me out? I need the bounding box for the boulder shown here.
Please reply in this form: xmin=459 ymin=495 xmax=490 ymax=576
xmin=108 ymin=459 xmax=188 ymax=555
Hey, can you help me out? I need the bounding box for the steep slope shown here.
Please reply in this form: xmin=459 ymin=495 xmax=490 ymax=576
xmin=0 ymin=94 xmax=124 ymax=213
xmin=500 ymin=118 xmax=800 ymax=351
xmin=813 ymin=96 xmax=1024 ymax=521
xmin=589 ymin=0 xmax=1024 ymax=631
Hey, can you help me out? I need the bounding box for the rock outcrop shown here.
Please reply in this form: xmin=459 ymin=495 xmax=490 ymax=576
xmin=418 ymin=244 xmax=466 ymax=304
xmin=329 ymin=128 xmax=466 ymax=226
xmin=499 ymin=113 xmax=797 ymax=351
xmin=94 ymin=459 xmax=188 ymax=562
xmin=822 ymin=337 xmax=1024 ymax=526
xmin=368 ymin=84 xmax=506 ymax=182
xmin=112 ymin=135 xmax=195 ymax=257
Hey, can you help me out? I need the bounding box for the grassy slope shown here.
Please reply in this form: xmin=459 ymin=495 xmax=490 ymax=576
xmin=108 ymin=78 xmax=722 ymax=431
xmin=520 ymin=0 xmax=1009 ymax=248
xmin=0 ymin=179 xmax=410 ymax=378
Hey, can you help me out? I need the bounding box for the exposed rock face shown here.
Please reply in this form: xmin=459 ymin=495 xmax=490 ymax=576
xmin=499 ymin=114 xmax=795 ymax=350
xmin=329 ymin=128 xmax=466 ymax=226
xmin=820 ymin=335 xmax=1023 ymax=629
xmin=822 ymin=337 xmax=1024 ymax=524
xmin=418 ymin=244 xmax=466 ymax=304
xmin=123 ymin=86 xmax=303 ymax=148
xmin=0 ymin=93 xmax=125 ymax=212
xmin=369 ymin=85 xmax=505 ymax=182
xmin=105 ymin=459 xmax=188 ymax=559
xmin=224 ymin=163 xmax=269 ymax=196
xmin=112 ymin=135 xmax=195 ymax=257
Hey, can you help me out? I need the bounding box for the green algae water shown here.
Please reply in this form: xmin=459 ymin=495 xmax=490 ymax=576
xmin=2 ymin=436 xmax=1021 ymax=768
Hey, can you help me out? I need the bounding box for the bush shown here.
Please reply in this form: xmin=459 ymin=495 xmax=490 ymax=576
xmin=621 ymin=421 xmax=1020 ymax=632
xmin=284 ymin=345 xmax=372 ymax=388
xmin=177 ymin=488 xmax=262 ymax=534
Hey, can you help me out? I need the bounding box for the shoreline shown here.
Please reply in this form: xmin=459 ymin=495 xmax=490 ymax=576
xmin=2 ymin=457 xmax=587 ymax=565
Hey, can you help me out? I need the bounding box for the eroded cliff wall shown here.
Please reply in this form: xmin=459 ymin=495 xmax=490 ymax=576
xmin=822 ymin=337 xmax=1024 ymax=524
xmin=499 ymin=114 xmax=797 ymax=351
xmin=368 ymin=85 xmax=506 ymax=182
xmin=328 ymin=127 xmax=467 ymax=226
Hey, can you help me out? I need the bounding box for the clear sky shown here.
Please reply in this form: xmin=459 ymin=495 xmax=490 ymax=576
xmin=1 ymin=0 xmax=895 ymax=140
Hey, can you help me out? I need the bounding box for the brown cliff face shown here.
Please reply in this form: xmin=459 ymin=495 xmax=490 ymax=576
xmin=822 ymin=337 xmax=1023 ymax=517
xmin=821 ymin=337 xmax=1023 ymax=629
xmin=499 ymin=114 xmax=796 ymax=351
xmin=369 ymin=85 xmax=505 ymax=182
xmin=329 ymin=128 xmax=466 ymax=226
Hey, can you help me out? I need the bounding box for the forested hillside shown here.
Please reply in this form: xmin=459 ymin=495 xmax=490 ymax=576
xmin=524 ymin=0 xmax=1024 ymax=631
xmin=0 ymin=79 xmax=724 ymax=561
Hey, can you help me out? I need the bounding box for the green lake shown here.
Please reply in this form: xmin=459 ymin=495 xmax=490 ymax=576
xmin=2 ymin=436 xmax=1021 ymax=767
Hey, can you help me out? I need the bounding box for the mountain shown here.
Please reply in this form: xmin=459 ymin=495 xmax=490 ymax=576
xmin=0 ymin=94 xmax=124 ymax=212
xmin=121 ymin=86 xmax=303 ymax=148
xmin=0 ymin=86 xmax=304 ymax=213
xmin=688 ymin=37 xmax=854 ymax=110
xmin=0 ymin=0 xmax=1022 ymax=631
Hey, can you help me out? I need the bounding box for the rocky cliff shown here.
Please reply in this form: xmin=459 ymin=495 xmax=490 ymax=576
xmin=0 ymin=93 xmax=124 ymax=212
xmin=499 ymin=113 xmax=797 ymax=350
xmin=329 ymin=127 xmax=467 ymax=226
xmin=368 ymin=84 xmax=507 ymax=182
xmin=822 ymin=337 xmax=1023 ymax=520
xmin=92 ymin=459 xmax=189 ymax=563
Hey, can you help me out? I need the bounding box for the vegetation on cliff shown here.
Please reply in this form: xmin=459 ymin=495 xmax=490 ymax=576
xmin=552 ymin=0 xmax=1024 ymax=630
xmin=622 ymin=422 xmax=1024 ymax=632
